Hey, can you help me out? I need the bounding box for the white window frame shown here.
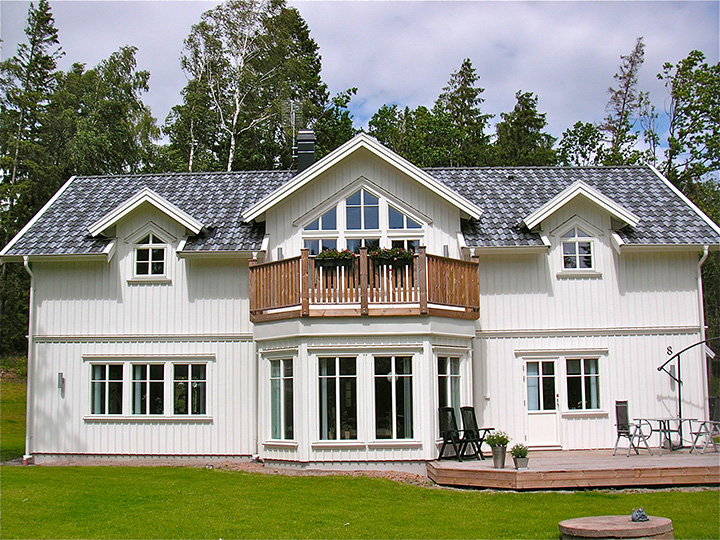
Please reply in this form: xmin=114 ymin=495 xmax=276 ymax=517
xmin=372 ymin=355 xmax=414 ymax=440
xmin=269 ymin=358 xmax=294 ymax=440
xmin=551 ymin=216 xmax=603 ymax=279
xmin=90 ymin=363 xmax=124 ymax=415
xmin=318 ymin=356 xmax=358 ymax=441
xmin=172 ymin=363 xmax=208 ymax=415
xmin=125 ymin=222 xmax=175 ymax=284
xmin=561 ymin=226 xmax=594 ymax=271
xmin=565 ymin=357 xmax=601 ymax=411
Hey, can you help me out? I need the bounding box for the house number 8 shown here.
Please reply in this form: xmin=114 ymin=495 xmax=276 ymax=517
xmin=667 ymin=346 xmax=673 ymax=356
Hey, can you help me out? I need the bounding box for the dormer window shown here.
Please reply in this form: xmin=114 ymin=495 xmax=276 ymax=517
xmin=561 ymin=227 xmax=593 ymax=270
xmin=135 ymin=233 xmax=166 ymax=276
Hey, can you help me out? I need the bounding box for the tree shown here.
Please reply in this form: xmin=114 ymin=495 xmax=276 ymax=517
xmin=313 ymin=88 xmax=358 ymax=160
xmin=600 ymin=37 xmax=648 ymax=165
xmin=433 ymin=58 xmax=493 ymax=166
xmin=558 ymin=122 xmax=606 ymax=166
xmin=492 ymin=90 xmax=556 ymax=166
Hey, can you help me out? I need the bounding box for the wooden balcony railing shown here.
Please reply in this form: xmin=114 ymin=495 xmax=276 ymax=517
xmin=249 ymin=247 xmax=480 ymax=322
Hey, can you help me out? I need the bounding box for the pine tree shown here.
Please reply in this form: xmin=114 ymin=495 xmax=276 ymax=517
xmin=493 ymin=91 xmax=556 ymax=166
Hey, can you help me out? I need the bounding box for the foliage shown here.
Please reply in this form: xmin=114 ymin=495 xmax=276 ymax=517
xmin=485 ymin=430 xmax=510 ymax=447
xmin=510 ymin=443 xmax=528 ymax=458
xmin=313 ymin=88 xmax=358 ymax=160
xmin=558 ymin=121 xmax=606 ymax=166
xmin=368 ymin=247 xmax=415 ymax=261
xmin=0 ymin=379 xmax=26 ymax=461
xmin=599 ymin=37 xmax=649 ymax=165
xmin=492 ymin=90 xmax=556 ymax=166
xmin=314 ymin=248 xmax=355 ymax=260
xmin=1 ymin=467 xmax=717 ymax=538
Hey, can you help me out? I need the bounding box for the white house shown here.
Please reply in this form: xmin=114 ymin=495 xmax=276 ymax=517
xmin=2 ymin=132 xmax=719 ymax=470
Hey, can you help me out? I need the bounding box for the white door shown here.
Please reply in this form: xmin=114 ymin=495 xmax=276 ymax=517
xmin=525 ymin=359 xmax=560 ymax=447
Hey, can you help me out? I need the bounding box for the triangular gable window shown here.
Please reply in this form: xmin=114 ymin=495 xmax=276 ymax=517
xmin=304 ymin=207 xmax=337 ymax=231
xmin=388 ymin=206 xmax=421 ymax=229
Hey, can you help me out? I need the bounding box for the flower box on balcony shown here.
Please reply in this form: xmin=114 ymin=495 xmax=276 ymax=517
xmin=314 ymin=249 xmax=355 ymax=268
xmin=369 ymin=248 xmax=414 ymax=266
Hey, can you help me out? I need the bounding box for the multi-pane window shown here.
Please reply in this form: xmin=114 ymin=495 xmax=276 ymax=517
xmin=304 ymin=207 xmax=337 ymax=231
xmin=173 ymin=364 xmax=207 ymax=415
xmin=388 ymin=206 xmax=421 ymax=229
xmin=91 ymin=364 xmax=123 ymax=414
xmin=135 ymin=233 xmax=166 ymax=276
xmin=527 ymin=360 xmax=556 ymax=411
xmin=346 ymin=189 xmax=379 ymax=230
xmin=318 ymin=357 xmax=358 ymax=440
xmin=566 ymin=358 xmax=600 ymax=410
xmin=561 ymin=227 xmax=593 ymax=270
xmin=132 ymin=364 xmax=165 ymax=415
xmin=374 ymin=356 xmax=413 ymax=439
xmin=391 ymin=239 xmax=420 ymax=252
xmin=438 ymin=357 xmax=461 ymax=422
xmin=346 ymin=238 xmax=380 ymax=253
xmin=303 ymin=238 xmax=337 ymax=256
xmin=270 ymin=359 xmax=294 ymax=440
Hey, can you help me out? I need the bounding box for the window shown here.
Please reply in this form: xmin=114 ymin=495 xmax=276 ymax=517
xmin=346 ymin=189 xmax=379 ymax=230
xmin=304 ymin=238 xmax=337 ymax=255
xmin=561 ymin=227 xmax=593 ymax=270
xmin=374 ymin=356 xmax=413 ymax=439
xmin=270 ymin=359 xmax=293 ymax=439
xmin=135 ymin=233 xmax=166 ymax=276
xmin=346 ymin=238 xmax=380 ymax=254
xmin=91 ymin=364 xmax=123 ymax=414
xmin=304 ymin=207 xmax=337 ymax=231
xmin=319 ymin=357 xmax=357 ymax=440
xmin=566 ymin=358 xmax=600 ymax=410
xmin=132 ymin=364 xmax=165 ymax=415
xmin=173 ymin=364 xmax=207 ymax=415
xmin=438 ymin=357 xmax=461 ymax=421
xmin=391 ymin=239 xmax=420 ymax=252
xmin=527 ymin=360 xmax=556 ymax=411
xmin=388 ymin=206 xmax=421 ymax=229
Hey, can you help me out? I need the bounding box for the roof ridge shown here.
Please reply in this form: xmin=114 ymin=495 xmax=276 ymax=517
xmin=72 ymin=169 xmax=296 ymax=180
xmin=423 ymin=165 xmax=651 ymax=171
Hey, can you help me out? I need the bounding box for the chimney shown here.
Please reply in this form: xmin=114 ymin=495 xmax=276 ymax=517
xmin=297 ymin=129 xmax=316 ymax=172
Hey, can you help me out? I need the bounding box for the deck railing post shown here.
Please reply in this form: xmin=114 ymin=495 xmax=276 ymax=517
xmin=418 ymin=246 xmax=428 ymax=314
xmin=301 ymin=249 xmax=309 ymax=316
xmin=360 ymin=247 xmax=369 ymax=315
xmin=249 ymin=258 xmax=258 ymax=319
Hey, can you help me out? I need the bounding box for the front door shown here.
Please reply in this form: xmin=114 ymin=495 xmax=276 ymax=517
xmin=525 ymin=359 xmax=560 ymax=447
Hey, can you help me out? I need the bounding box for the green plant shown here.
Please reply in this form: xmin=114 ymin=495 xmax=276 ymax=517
xmin=485 ymin=431 xmax=510 ymax=447
xmin=315 ymin=249 xmax=355 ymax=260
xmin=510 ymin=443 xmax=528 ymax=458
xmin=368 ymin=247 xmax=414 ymax=261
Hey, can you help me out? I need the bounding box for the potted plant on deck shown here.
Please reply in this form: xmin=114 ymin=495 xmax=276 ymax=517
xmin=314 ymin=249 xmax=356 ymax=267
xmin=368 ymin=247 xmax=414 ymax=266
xmin=510 ymin=443 xmax=529 ymax=470
xmin=485 ymin=431 xmax=510 ymax=469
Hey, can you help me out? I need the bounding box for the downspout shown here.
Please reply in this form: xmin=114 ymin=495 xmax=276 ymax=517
xmin=22 ymin=256 xmax=35 ymax=465
xmin=697 ymin=246 xmax=710 ymax=421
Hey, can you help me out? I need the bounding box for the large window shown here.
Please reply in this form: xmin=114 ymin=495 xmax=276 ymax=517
xmin=91 ymin=364 xmax=123 ymax=414
xmin=526 ymin=360 xmax=556 ymax=411
xmin=270 ymin=359 xmax=294 ymax=440
xmin=173 ymin=364 xmax=207 ymax=415
xmin=438 ymin=357 xmax=461 ymax=417
xmin=561 ymin=227 xmax=593 ymax=270
xmin=346 ymin=189 xmax=379 ymax=230
xmin=319 ymin=357 xmax=357 ymax=440
xmin=374 ymin=356 xmax=413 ymax=439
xmin=135 ymin=233 xmax=166 ymax=277
xmin=566 ymin=358 xmax=600 ymax=410
xmin=132 ymin=364 xmax=165 ymax=415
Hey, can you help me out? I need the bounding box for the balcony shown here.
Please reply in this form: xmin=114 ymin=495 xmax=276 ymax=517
xmin=249 ymin=247 xmax=479 ymax=322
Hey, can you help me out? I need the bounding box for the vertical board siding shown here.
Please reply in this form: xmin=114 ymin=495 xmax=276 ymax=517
xmin=31 ymin=339 xmax=256 ymax=456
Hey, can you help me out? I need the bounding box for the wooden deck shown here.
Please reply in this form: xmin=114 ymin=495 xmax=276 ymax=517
xmin=427 ymin=448 xmax=720 ymax=490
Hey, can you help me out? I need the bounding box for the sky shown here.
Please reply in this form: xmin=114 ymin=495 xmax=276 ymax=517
xmin=1 ymin=0 xmax=719 ymax=142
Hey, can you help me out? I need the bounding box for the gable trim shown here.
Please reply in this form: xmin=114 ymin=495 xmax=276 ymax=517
xmin=523 ymin=180 xmax=640 ymax=231
xmin=0 ymin=175 xmax=78 ymax=258
xmin=88 ymin=188 xmax=204 ymax=237
xmin=241 ymin=134 xmax=483 ymax=222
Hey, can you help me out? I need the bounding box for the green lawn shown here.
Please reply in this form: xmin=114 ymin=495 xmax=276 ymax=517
xmin=1 ymin=466 xmax=718 ymax=539
xmin=0 ymin=378 xmax=26 ymax=461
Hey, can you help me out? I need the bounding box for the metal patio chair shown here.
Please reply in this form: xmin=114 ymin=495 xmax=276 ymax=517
xmin=438 ymin=407 xmax=464 ymax=461
xmin=460 ymin=406 xmax=493 ymax=460
xmin=613 ymin=400 xmax=653 ymax=457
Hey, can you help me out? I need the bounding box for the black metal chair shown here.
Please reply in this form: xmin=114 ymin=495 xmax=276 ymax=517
xmin=438 ymin=407 xmax=464 ymax=461
xmin=460 ymin=406 xmax=493 ymax=460
xmin=613 ymin=400 xmax=653 ymax=457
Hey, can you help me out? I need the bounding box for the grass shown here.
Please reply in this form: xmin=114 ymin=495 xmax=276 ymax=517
xmin=0 ymin=466 xmax=718 ymax=539
xmin=0 ymin=378 xmax=26 ymax=461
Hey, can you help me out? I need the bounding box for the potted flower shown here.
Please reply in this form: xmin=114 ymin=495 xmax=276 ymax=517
xmin=368 ymin=247 xmax=414 ymax=266
xmin=510 ymin=443 xmax=529 ymax=470
xmin=485 ymin=430 xmax=510 ymax=469
xmin=314 ymin=249 xmax=356 ymax=267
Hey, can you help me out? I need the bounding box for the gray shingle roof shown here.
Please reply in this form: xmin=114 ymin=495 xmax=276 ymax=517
xmin=3 ymin=170 xmax=294 ymax=256
xmin=428 ymin=166 xmax=720 ymax=247
xmin=3 ymin=165 xmax=718 ymax=257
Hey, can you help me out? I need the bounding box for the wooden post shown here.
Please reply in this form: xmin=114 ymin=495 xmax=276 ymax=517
xmin=249 ymin=258 xmax=258 ymax=319
xmin=301 ymin=249 xmax=309 ymax=316
xmin=360 ymin=247 xmax=368 ymax=315
xmin=418 ymin=246 xmax=428 ymax=314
